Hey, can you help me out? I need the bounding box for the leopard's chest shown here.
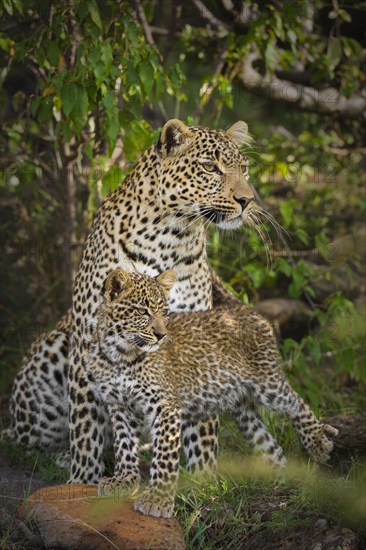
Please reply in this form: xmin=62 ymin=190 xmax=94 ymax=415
xmin=76 ymin=209 xmax=212 ymax=324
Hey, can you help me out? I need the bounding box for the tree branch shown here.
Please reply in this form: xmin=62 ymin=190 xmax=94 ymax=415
xmin=192 ymin=0 xmax=229 ymax=33
xmin=162 ymin=2 xmax=182 ymax=61
xmin=240 ymin=53 xmax=366 ymax=119
xmin=133 ymin=0 xmax=156 ymax=47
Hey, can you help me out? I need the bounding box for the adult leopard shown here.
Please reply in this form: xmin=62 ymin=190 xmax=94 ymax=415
xmin=9 ymin=119 xmax=256 ymax=483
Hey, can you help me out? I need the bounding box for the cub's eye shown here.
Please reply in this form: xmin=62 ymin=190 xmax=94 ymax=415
xmin=202 ymin=162 xmax=222 ymax=175
xmin=136 ymin=307 xmax=148 ymax=315
xmin=162 ymin=308 xmax=170 ymax=317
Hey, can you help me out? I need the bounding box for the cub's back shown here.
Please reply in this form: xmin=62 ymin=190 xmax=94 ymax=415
xmin=162 ymin=305 xmax=277 ymax=376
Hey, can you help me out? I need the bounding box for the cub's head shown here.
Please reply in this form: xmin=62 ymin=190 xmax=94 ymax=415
xmin=99 ymin=269 xmax=176 ymax=354
xmin=156 ymin=119 xmax=254 ymax=229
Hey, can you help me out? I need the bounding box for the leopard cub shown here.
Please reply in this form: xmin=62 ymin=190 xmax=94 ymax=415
xmin=91 ymin=269 xmax=338 ymax=518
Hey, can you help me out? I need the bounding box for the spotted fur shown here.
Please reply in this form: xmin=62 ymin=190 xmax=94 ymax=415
xmin=94 ymin=269 xmax=338 ymax=518
xmin=7 ymin=120 xmax=256 ymax=482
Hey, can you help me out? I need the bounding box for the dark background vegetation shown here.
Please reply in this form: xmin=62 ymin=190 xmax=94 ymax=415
xmin=0 ymin=1 xmax=365 ymax=548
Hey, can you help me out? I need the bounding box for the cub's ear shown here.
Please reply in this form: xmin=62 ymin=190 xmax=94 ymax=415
xmin=103 ymin=270 xmax=132 ymax=302
xmin=156 ymin=119 xmax=193 ymax=157
xmin=156 ymin=269 xmax=176 ymax=298
xmin=225 ymin=121 xmax=252 ymax=146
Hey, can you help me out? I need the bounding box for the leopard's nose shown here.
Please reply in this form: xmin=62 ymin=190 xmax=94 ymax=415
xmin=234 ymin=196 xmax=253 ymax=211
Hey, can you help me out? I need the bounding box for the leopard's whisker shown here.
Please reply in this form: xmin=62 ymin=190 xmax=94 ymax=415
xmin=159 ymin=209 xmax=214 ymax=255
xmin=255 ymin=207 xmax=290 ymax=241
xmin=246 ymin=212 xmax=272 ymax=270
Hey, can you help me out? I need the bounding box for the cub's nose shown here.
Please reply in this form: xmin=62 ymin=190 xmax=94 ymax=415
xmin=234 ymin=196 xmax=253 ymax=211
xmin=154 ymin=331 xmax=166 ymax=341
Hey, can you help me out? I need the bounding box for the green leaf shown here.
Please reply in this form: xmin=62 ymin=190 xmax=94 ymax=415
xmin=101 ymin=42 xmax=113 ymax=71
xmin=327 ymin=38 xmax=342 ymax=70
xmin=84 ymin=143 xmax=93 ymax=161
xmin=31 ymin=96 xmax=41 ymax=117
xmin=3 ymin=0 xmax=13 ymax=15
xmin=315 ymin=233 xmax=329 ymax=260
xmin=288 ymin=281 xmax=301 ymax=299
xmin=61 ymin=82 xmax=78 ymax=116
xmin=106 ymin=112 xmax=119 ymax=149
xmin=88 ymin=0 xmax=102 ymax=30
xmin=139 ymin=59 xmax=154 ymax=95
xmin=338 ymin=8 xmax=351 ymax=22
xmin=279 ymin=201 xmax=293 ymax=227
xmin=48 ymin=41 xmax=60 ymax=67
xmin=124 ymin=20 xmax=138 ymax=43
xmin=62 ymin=119 xmax=73 ymax=142
xmin=102 ymin=89 xmax=114 ymax=111
xmin=125 ymin=60 xmax=138 ymax=88
xmin=276 ymin=257 xmax=292 ymax=277
xmin=102 ymin=165 xmax=124 ymax=197
xmin=37 ymin=99 xmax=53 ymax=124
xmin=71 ymin=85 xmax=89 ymax=130
xmin=12 ymin=0 xmax=23 ymax=15
xmin=296 ymin=228 xmax=309 ymax=245
xmin=264 ymin=42 xmax=278 ymax=72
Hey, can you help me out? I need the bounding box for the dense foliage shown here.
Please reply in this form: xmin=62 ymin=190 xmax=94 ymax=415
xmin=1 ymin=0 xmax=364 ymax=398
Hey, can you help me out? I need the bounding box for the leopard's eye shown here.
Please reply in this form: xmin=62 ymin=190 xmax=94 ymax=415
xmin=203 ymin=162 xmax=217 ymax=172
xmin=202 ymin=162 xmax=222 ymax=174
xmin=136 ymin=307 xmax=148 ymax=315
xmin=203 ymin=162 xmax=216 ymax=172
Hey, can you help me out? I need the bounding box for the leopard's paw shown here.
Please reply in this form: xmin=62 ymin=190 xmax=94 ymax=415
xmin=98 ymin=474 xmax=140 ymax=498
xmin=51 ymin=450 xmax=71 ymax=469
xmin=134 ymin=488 xmax=175 ymax=518
xmin=304 ymin=423 xmax=339 ymax=462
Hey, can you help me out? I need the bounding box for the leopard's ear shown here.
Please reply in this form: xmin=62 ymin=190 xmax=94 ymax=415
xmin=156 ymin=269 xmax=176 ymax=298
xmin=156 ymin=119 xmax=193 ymax=157
xmin=225 ymin=121 xmax=252 ymax=146
xmin=103 ymin=270 xmax=133 ymax=302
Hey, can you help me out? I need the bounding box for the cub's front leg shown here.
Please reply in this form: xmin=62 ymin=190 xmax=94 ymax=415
xmin=134 ymin=401 xmax=181 ymax=518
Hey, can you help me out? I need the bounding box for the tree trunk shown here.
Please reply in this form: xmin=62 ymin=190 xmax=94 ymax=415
xmin=62 ymin=141 xmax=77 ymax=307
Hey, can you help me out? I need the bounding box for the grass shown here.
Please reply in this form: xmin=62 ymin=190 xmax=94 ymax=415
xmin=174 ymin=457 xmax=366 ymax=549
xmin=0 ymin=438 xmax=68 ymax=484
xmin=0 ymin=415 xmax=365 ymax=549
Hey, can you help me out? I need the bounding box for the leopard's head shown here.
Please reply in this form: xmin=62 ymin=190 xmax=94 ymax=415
xmin=156 ymin=119 xmax=255 ymax=229
xmin=98 ymin=269 xmax=176 ymax=355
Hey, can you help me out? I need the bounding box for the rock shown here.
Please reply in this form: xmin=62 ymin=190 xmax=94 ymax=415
xmin=17 ymin=484 xmax=185 ymax=550
xmin=322 ymin=413 xmax=366 ymax=461
xmin=254 ymin=298 xmax=312 ymax=339
xmin=310 ymin=262 xmax=364 ymax=302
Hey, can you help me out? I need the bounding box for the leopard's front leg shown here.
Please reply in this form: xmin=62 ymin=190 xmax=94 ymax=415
xmin=98 ymin=403 xmax=142 ymax=497
xmin=134 ymin=401 xmax=181 ymax=518
xmin=68 ymin=359 xmax=108 ymax=484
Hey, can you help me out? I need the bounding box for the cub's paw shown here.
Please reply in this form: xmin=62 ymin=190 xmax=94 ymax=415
xmin=98 ymin=474 xmax=140 ymax=498
xmin=303 ymin=423 xmax=339 ymax=462
xmin=134 ymin=488 xmax=175 ymax=518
